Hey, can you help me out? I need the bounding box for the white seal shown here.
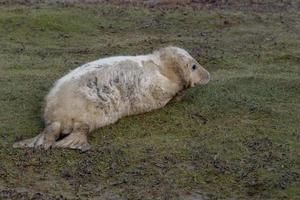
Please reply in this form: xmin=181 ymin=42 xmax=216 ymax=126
xmin=13 ymin=46 xmax=210 ymax=151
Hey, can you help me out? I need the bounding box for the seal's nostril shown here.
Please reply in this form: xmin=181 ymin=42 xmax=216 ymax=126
xmin=206 ymin=72 xmax=211 ymax=82
xmin=200 ymin=71 xmax=210 ymax=85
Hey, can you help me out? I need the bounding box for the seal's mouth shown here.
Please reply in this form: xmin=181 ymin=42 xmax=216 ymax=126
xmin=191 ymin=72 xmax=211 ymax=87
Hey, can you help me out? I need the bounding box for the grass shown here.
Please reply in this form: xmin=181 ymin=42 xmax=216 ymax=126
xmin=0 ymin=2 xmax=299 ymax=199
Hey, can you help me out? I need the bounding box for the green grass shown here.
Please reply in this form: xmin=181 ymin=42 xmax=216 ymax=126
xmin=0 ymin=3 xmax=299 ymax=199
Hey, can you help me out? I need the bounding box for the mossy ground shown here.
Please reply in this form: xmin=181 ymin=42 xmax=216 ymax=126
xmin=0 ymin=2 xmax=299 ymax=199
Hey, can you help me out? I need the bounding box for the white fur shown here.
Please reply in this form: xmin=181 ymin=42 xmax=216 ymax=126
xmin=44 ymin=52 xmax=178 ymax=133
xmin=14 ymin=47 xmax=210 ymax=150
xmin=48 ymin=55 xmax=160 ymax=98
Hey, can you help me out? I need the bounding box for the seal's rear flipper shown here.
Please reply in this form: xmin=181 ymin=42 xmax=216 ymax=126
xmin=53 ymin=122 xmax=90 ymax=152
xmin=13 ymin=133 xmax=45 ymax=148
xmin=13 ymin=122 xmax=61 ymax=150
xmin=53 ymin=132 xmax=91 ymax=152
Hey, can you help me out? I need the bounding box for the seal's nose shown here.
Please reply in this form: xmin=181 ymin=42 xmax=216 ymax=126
xmin=199 ymin=70 xmax=210 ymax=85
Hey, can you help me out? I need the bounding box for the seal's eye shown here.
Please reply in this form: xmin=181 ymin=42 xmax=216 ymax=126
xmin=192 ymin=64 xmax=197 ymax=70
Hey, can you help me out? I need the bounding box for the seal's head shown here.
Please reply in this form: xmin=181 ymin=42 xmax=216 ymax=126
xmin=157 ymin=46 xmax=210 ymax=88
